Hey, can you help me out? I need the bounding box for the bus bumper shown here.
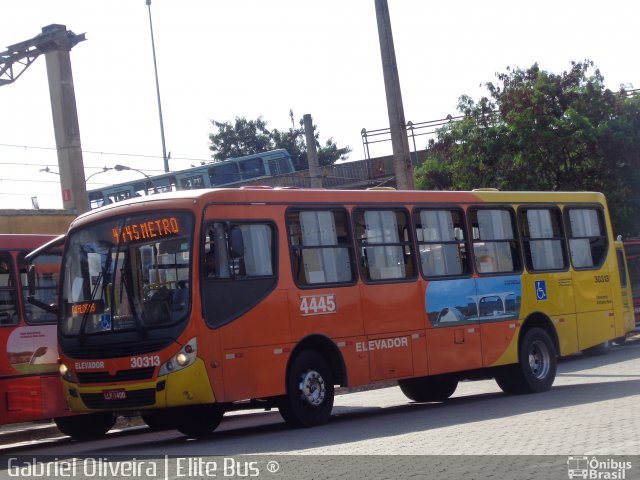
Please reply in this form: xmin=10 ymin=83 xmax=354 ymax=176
xmin=63 ymin=358 xmax=216 ymax=413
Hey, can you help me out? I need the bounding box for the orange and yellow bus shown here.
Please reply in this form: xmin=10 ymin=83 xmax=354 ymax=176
xmin=52 ymin=188 xmax=633 ymax=438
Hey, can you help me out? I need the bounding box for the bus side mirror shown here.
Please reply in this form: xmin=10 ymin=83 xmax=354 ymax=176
xmin=229 ymin=228 xmax=244 ymax=259
xmin=27 ymin=265 xmax=36 ymax=297
xmin=27 ymin=265 xmax=57 ymax=314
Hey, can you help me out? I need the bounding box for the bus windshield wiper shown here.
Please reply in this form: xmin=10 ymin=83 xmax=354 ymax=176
xmin=120 ymin=263 xmax=146 ymax=338
xmin=78 ymin=246 xmax=112 ymax=344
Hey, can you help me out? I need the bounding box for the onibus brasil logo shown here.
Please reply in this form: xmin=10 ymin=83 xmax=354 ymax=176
xmin=567 ymin=456 xmax=632 ymax=479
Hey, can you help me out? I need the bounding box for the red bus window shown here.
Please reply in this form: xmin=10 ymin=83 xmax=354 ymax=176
xmin=0 ymin=254 xmax=17 ymax=326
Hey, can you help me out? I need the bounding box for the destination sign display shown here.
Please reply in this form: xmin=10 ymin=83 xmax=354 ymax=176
xmin=112 ymin=217 xmax=180 ymax=244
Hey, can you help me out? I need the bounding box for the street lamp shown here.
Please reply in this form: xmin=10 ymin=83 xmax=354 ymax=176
xmin=145 ymin=0 xmax=169 ymax=173
xmin=114 ymin=164 xmax=152 ymax=179
xmin=114 ymin=163 xmax=156 ymax=194
xmin=39 ymin=166 xmax=59 ymax=175
xmin=85 ymin=166 xmax=113 ymax=182
xmin=41 ymin=165 xmax=115 ymax=183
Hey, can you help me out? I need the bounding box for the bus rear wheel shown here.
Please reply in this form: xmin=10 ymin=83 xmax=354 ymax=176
xmin=613 ymin=336 xmax=627 ymax=346
xmin=495 ymin=327 xmax=557 ymax=394
xmin=54 ymin=412 xmax=116 ymax=440
xmin=175 ymin=404 xmax=224 ymax=438
xmin=398 ymin=375 xmax=458 ymax=402
xmin=582 ymin=341 xmax=611 ymax=356
xmin=279 ymin=350 xmax=334 ymax=428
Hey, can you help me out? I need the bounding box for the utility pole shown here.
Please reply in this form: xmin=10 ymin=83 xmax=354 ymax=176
xmin=374 ymin=0 xmax=414 ymax=190
xmin=146 ymin=0 xmax=169 ymax=173
xmin=303 ymin=114 xmax=322 ymax=188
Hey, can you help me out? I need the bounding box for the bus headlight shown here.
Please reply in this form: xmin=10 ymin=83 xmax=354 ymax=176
xmin=176 ymin=352 xmax=189 ymax=366
xmin=159 ymin=338 xmax=197 ymax=375
xmin=58 ymin=363 xmax=76 ymax=383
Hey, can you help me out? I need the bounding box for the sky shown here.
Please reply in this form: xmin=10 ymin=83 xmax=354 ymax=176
xmin=0 ymin=0 xmax=637 ymax=210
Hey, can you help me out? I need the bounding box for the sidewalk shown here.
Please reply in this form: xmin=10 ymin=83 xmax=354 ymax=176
xmin=0 ymin=416 xmax=145 ymax=447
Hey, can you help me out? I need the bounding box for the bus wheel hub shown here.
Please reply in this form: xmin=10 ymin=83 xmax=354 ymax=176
xmin=299 ymin=370 xmax=325 ymax=406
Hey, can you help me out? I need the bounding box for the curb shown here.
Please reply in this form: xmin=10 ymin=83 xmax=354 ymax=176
xmin=0 ymin=416 xmax=145 ymax=447
xmin=0 ymin=423 xmax=63 ymax=446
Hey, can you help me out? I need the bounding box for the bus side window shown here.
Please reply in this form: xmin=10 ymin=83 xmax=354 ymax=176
xmin=236 ymin=225 xmax=274 ymax=276
xmin=204 ymin=224 xmax=229 ymax=279
xmin=0 ymin=255 xmax=17 ymax=325
xmin=566 ymin=208 xmax=608 ymax=269
xmin=204 ymin=222 xmax=275 ymax=280
xmin=470 ymin=208 xmax=521 ymax=274
xmin=414 ymin=208 xmax=468 ymax=277
xmin=519 ymin=207 xmax=566 ymax=272
xmin=354 ymin=208 xmax=415 ymax=282
xmin=287 ymin=209 xmax=354 ymax=286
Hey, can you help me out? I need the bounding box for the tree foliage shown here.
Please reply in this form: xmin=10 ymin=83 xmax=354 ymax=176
xmin=415 ymin=60 xmax=640 ymax=236
xmin=209 ymin=110 xmax=352 ymax=170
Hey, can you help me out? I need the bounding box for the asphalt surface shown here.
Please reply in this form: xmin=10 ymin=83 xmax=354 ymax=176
xmin=2 ymin=333 xmax=637 ymax=448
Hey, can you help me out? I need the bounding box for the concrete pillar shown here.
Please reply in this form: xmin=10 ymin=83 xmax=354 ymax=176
xmin=41 ymin=24 xmax=89 ymax=213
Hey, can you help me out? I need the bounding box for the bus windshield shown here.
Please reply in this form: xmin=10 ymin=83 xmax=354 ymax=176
xmin=60 ymin=212 xmax=193 ymax=336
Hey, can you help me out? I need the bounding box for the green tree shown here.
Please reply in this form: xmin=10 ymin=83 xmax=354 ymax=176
xmin=208 ymin=111 xmax=351 ymax=170
xmin=208 ymin=117 xmax=272 ymax=161
xmin=416 ymin=60 xmax=640 ymax=236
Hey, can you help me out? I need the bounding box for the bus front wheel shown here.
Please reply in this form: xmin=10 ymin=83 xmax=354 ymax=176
xmin=175 ymin=404 xmax=224 ymax=438
xmin=398 ymin=375 xmax=458 ymax=402
xmin=279 ymin=350 xmax=334 ymax=428
xmin=54 ymin=412 xmax=116 ymax=440
xmin=141 ymin=411 xmax=176 ymax=430
xmin=495 ymin=327 xmax=557 ymax=394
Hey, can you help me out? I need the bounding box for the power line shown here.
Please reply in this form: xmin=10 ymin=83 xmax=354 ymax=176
xmin=0 ymin=142 xmax=213 ymax=166
xmin=0 ymin=178 xmax=62 ymax=184
xmin=0 ymin=191 xmax=61 ymax=198
xmin=0 ymin=177 xmax=111 ymax=186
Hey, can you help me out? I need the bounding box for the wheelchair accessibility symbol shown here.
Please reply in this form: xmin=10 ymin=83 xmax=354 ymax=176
xmin=535 ymin=280 xmax=547 ymax=301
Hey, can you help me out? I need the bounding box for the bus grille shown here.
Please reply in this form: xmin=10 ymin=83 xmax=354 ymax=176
xmin=81 ymin=388 xmax=156 ymax=409
xmin=64 ymin=339 xmax=172 ymax=359
xmin=77 ymin=367 xmax=156 ymax=384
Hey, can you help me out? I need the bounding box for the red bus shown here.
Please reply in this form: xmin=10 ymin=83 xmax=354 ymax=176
xmin=0 ymin=234 xmax=114 ymax=438
xmin=0 ymin=235 xmax=70 ymax=427
xmin=51 ymin=188 xmax=632 ymax=438
xmin=622 ymin=239 xmax=640 ymax=329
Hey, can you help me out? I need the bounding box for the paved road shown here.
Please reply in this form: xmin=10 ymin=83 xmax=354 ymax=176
xmin=2 ymin=337 xmax=639 ymax=479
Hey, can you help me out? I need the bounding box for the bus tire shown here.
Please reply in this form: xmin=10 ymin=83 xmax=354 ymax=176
xmin=175 ymin=404 xmax=224 ymax=438
xmin=279 ymin=350 xmax=334 ymax=428
xmin=141 ymin=411 xmax=176 ymax=430
xmin=582 ymin=341 xmax=611 ymax=356
xmin=54 ymin=412 xmax=116 ymax=440
xmin=398 ymin=375 xmax=458 ymax=402
xmin=495 ymin=327 xmax=556 ymax=394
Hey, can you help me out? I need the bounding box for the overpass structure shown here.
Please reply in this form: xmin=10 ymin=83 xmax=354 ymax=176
xmin=237 ymin=150 xmax=426 ymax=191
xmin=1 ymin=24 xmax=89 ymax=213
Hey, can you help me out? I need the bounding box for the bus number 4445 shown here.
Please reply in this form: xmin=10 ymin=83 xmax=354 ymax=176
xmin=299 ymin=294 xmax=337 ymax=316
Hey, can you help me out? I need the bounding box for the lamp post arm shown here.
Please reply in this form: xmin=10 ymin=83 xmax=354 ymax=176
xmin=85 ymin=166 xmax=112 ymax=182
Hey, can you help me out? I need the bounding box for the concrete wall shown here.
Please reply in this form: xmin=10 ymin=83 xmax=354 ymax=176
xmin=0 ymin=210 xmax=75 ymax=234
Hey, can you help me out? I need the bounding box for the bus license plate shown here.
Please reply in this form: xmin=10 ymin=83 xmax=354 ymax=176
xmin=103 ymin=389 xmax=126 ymax=401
